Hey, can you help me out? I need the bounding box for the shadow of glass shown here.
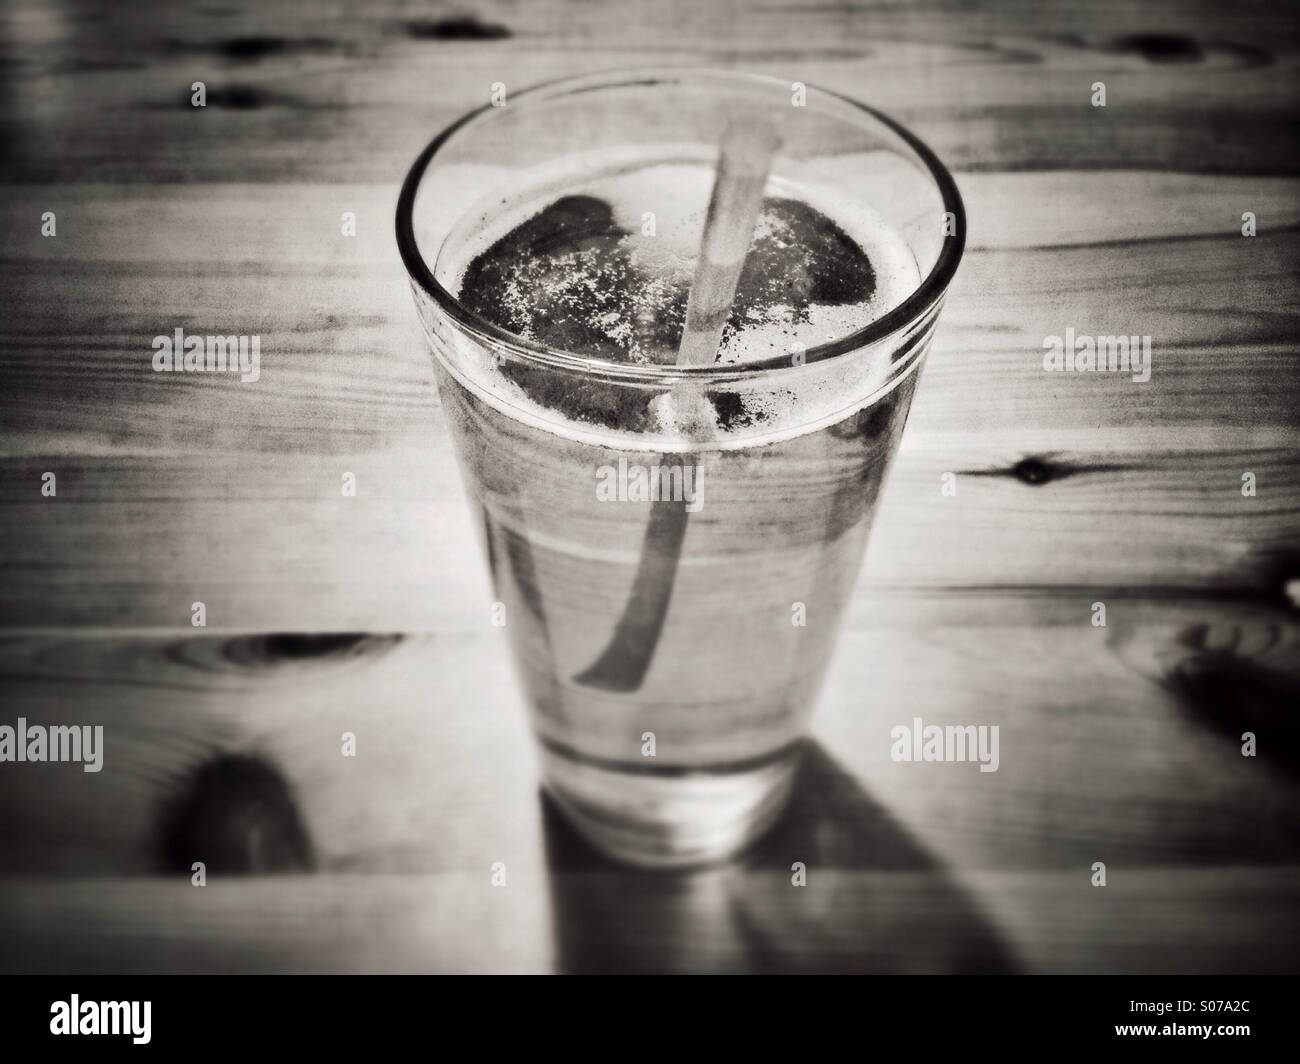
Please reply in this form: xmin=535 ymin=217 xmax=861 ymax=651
xmin=542 ymin=741 xmax=1019 ymax=973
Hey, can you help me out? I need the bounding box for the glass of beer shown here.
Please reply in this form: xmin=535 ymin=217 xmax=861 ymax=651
xmin=397 ymin=69 xmax=964 ymax=867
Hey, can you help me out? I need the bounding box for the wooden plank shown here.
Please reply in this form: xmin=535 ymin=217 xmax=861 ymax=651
xmin=4 ymin=175 xmax=1297 ymax=266
xmin=1 ymin=445 xmax=1297 ymax=630
xmin=1 ymin=867 xmax=1296 ymax=973
xmin=1 ymin=597 xmax=1295 ymax=878
xmin=1 ymin=1 xmax=1297 ymax=181
xmin=0 ymin=875 xmax=556 ymax=974
xmin=2 ymin=175 xmax=1295 ymax=454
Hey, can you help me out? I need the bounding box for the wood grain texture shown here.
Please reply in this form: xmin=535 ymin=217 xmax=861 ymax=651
xmin=2 ymin=602 xmax=1297 ymax=877
xmin=2 ymin=1 xmax=1298 ymax=181
xmin=0 ymin=0 xmax=1297 ymax=973
xmin=4 ymin=867 xmax=1298 ymax=974
xmin=1 ymin=445 xmax=1297 ymax=631
xmin=0 ymin=173 xmax=1296 ymax=626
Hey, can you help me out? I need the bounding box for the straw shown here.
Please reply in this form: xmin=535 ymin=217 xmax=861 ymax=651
xmin=674 ymin=121 xmax=782 ymax=367
xmin=574 ymin=120 xmax=779 ymax=693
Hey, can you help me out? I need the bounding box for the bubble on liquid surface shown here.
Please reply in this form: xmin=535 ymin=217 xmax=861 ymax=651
xmin=459 ymin=194 xmax=876 ymax=362
xmin=452 ymin=164 xmax=915 ymax=433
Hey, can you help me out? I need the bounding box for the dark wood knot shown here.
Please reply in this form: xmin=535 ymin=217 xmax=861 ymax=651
xmin=224 ymin=632 xmax=402 ymax=666
xmin=158 ymin=753 xmax=316 ymax=874
xmin=1009 ymin=457 xmax=1055 ymax=485
xmin=1112 ymin=33 xmax=1204 ymax=64
xmin=402 ymin=16 xmax=512 ymax=40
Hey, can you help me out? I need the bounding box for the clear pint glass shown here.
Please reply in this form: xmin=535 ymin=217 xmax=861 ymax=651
xmin=397 ymin=69 xmax=964 ymax=866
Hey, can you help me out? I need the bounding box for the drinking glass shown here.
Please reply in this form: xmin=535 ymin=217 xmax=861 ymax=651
xmin=397 ymin=69 xmax=964 ymax=867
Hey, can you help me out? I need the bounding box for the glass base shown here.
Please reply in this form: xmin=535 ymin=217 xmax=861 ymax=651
xmin=539 ymin=743 xmax=802 ymax=869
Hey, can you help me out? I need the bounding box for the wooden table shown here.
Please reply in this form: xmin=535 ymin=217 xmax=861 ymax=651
xmin=1 ymin=0 xmax=1297 ymax=973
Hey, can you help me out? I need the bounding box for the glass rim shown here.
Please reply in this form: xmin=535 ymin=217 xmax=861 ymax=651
xmin=395 ymin=66 xmax=965 ymax=380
